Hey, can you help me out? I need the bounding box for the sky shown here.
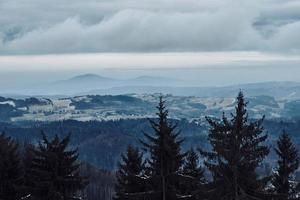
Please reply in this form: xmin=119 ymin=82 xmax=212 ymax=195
xmin=1 ymin=0 xmax=300 ymax=54
xmin=0 ymin=0 xmax=299 ymax=85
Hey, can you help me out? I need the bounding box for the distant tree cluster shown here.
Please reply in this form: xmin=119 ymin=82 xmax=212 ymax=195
xmin=0 ymin=132 xmax=88 ymax=200
xmin=115 ymin=92 xmax=300 ymax=200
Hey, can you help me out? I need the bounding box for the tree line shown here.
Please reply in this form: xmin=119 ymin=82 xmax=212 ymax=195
xmin=0 ymin=132 xmax=88 ymax=200
xmin=0 ymin=91 xmax=299 ymax=200
xmin=114 ymin=92 xmax=300 ymax=200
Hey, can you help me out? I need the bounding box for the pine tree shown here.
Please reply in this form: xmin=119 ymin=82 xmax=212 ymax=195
xmin=22 ymin=143 xmax=36 ymax=198
xmin=28 ymin=132 xmax=88 ymax=200
xmin=181 ymin=148 xmax=205 ymax=197
xmin=141 ymin=96 xmax=186 ymax=200
xmin=114 ymin=145 xmax=145 ymax=200
xmin=200 ymin=91 xmax=270 ymax=200
xmin=272 ymin=131 xmax=299 ymax=200
xmin=0 ymin=133 xmax=23 ymax=200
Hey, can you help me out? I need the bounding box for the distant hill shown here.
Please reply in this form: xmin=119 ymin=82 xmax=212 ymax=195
xmin=1 ymin=93 xmax=300 ymax=122
xmin=85 ymin=81 xmax=300 ymax=100
xmin=67 ymin=74 xmax=116 ymax=82
xmin=1 ymin=73 xmax=300 ymax=99
xmin=51 ymin=74 xmax=119 ymax=93
xmin=24 ymin=74 xmax=184 ymax=95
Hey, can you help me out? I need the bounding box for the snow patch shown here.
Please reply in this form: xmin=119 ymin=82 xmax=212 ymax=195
xmin=0 ymin=101 xmax=15 ymax=107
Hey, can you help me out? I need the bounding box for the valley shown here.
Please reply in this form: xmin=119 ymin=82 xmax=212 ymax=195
xmin=0 ymin=93 xmax=299 ymax=123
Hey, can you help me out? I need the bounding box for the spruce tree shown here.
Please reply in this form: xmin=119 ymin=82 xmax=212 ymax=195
xmin=200 ymin=91 xmax=270 ymax=200
xmin=22 ymin=144 xmax=36 ymax=198
xmin=28 ymin=132 xmax=88 ymax=200
xmin=0 ymin=133 xmax=23 ymax=200
xmin=141 ymin=96 xmax=186 ymax=200
xmin=181 ymin=148 xmax=205 ymax=197
xmin=272 ymin=131 xmax=299 ymax=200
xmin=115 ymin=145 xmax=145 ymax=200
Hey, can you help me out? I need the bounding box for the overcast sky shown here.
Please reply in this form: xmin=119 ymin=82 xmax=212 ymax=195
xmin=0 ymin=0 xmax=300 ymax=54
xmin=0 ymin=0 xmax=299 ymax=86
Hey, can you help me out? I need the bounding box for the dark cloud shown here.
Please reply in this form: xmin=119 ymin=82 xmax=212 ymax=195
xmin=0 ymin=0 xmax=299 ymax=54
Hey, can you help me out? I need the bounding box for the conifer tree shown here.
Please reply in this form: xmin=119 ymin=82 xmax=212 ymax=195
xmin=181 ymin=148 xmax=205 ymax=196
xmin=28 ymin=132 xmax=88 ymax=200
xmin=22 ymin=144 xmax=36 ymax=198
xmin=114 ymin=145 xmax=145 ymax=200
xmin=0 ymin=133 xmax=23 ymax=200
xmin=272 ymin=131 xmax=299 ymax=200
xmin=200 ymin=91 xmax=270 ymax=200
xmin=141 ymin=96 xmax=186 ymax=200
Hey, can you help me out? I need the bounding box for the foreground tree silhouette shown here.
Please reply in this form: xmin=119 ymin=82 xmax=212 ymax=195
xmin=272 ymin=131 xmax=299 ymax=200
xmin=115 ymin=145 xmax=146 ymax=200
xmin=141 ymin=96 xmax=186 ymax=200
xmin=200 ymin=91 xmax=270 ymax=200
xmin=181 ymin=148 xmax=205 ymax=197
xmin=0 ymin=133 xmax=23 ymax=200
xmin=27 ymin=133 xmax=88 ymax=200
xmin=22 ymin=143 xmax=36 ymax=197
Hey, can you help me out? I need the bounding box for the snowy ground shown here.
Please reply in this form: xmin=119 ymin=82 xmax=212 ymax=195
xmin=4 ymin=94 xmax=296 ymax=122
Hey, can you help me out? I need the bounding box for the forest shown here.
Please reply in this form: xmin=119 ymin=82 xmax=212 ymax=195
xmin=0 ymin=91 xmax=300 ymax=200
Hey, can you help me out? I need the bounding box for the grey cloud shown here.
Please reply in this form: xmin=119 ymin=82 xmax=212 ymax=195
xmin=0 ymin=0 xmax=299 ymax=54
xmin=268 ymin=21 xmax=300 ymax=52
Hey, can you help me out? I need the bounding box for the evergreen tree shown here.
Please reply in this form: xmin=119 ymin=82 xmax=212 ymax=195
xmin=141 ymin=96 xmax=186 ymax=200
xmin=28 ymin=132 xmax=88 ymax=200
xmin=115 ymin=145 xmax=145 ymax=200
xmin=272 ymin=131 xmax=299 ymax=200
xmin=0 ymin=133 xmax=23 ymax=200
xmin=200 ymin=91 xmax=270 ymax=200
xmin=181 ymin=148 xmax=205 ymax=197
xmin=22 ymin=144 xmax=36 ymax=198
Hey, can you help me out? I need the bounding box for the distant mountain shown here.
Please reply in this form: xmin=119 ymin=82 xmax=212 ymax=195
xmin=1 ymin=73 xmax=300 ymax=99
xmin=85 ymin=81 xmax=300 ymax=100
xmin=27 ymin=74 xmax=184 ymax=95
xmin=222 ymin=81 xmax=300 ymax=99
xmin=67 ymin=74 xmax=116 ymax=82
xmin=63 ymin=74 xmax=182 ymax=86
xmin=26 ymin=74 xmax=117 ymax=95
xmin=53 ymin=74 xmax=119 ymax=89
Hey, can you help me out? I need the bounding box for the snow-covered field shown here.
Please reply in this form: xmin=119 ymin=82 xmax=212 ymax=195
xmin=2 ymin=94 xmax=297 ymax=122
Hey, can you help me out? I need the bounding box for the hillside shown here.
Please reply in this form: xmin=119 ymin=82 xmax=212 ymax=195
xmin=0 ymin=93 xmax=300 ymax=123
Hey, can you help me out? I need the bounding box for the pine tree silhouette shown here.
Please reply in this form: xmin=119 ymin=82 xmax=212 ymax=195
xmin=27 ymin=132 xmax=88 ymax=200
xmin=22 ymin=143 xmax=36 ymax=198
xmin=0 ymin=133 xmax=23 ymax=200
xmin=114 ymin=145 xmax=146 ymax=200
xmin=200 ymin=91 xmax=270 ymax=200
xmin=272 ymin=131 xmax=299 ymax=200
xmin=141 ymin=96 xmax=186 ymax=200
xmin=181 ymin=148 xmax=205 ymax=198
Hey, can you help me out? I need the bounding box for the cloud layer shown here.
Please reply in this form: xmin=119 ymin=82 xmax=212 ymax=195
xmin=0 ymin=0 xmax=300 ymax=54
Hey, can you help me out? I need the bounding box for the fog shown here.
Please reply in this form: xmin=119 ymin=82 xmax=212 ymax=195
xmin=0 ymin=52 xmax=299 ymax=95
